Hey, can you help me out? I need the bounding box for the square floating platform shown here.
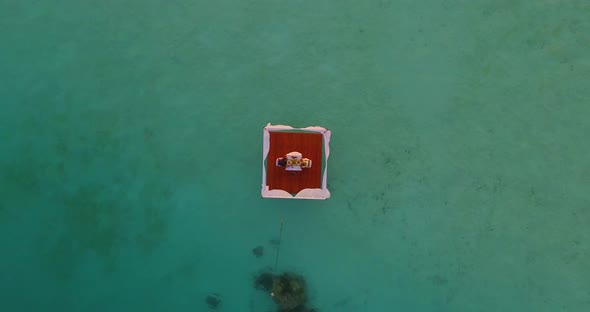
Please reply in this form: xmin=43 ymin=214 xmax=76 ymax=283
xmin=261 ymin=123 xmax=331 ymax=200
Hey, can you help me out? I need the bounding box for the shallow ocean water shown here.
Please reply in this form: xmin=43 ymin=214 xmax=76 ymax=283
xmin=1 ymin=1 xmax=589 ymax=311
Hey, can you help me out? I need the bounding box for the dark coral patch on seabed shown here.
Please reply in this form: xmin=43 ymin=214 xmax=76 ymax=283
xmin=206 ymin=293 xmax=221 ymax=310
xmin=252 ymin=246 xmax=264 ymax=257
xmin=252 ymin=271 xmax=318 ymax=312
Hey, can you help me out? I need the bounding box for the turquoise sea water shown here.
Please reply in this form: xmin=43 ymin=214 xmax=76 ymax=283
xmin=1 ymin=1 xmax=589 ymax=311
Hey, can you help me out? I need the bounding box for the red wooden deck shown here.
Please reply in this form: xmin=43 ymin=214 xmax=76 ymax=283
xmin=267 ymin=131 xmax=323 ymax=194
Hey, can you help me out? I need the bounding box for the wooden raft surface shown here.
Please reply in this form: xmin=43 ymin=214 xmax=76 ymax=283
xmin=267 ymin=132 xmax=323 ymax=194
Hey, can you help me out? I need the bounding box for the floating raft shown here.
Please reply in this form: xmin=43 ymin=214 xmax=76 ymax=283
xmin=261 ymin=123 xmax=331 ymax=200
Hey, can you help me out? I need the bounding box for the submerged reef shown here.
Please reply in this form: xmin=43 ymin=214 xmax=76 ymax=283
xmin=254 ymin=271 xmax=316 ymax=312
xmin=252 ymin=246 xmax=264 ymax=258
xmin=271 ymin=272 xmax=307 ymax=310
xmin=205 ymin=294 xmax=221 ymax=310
